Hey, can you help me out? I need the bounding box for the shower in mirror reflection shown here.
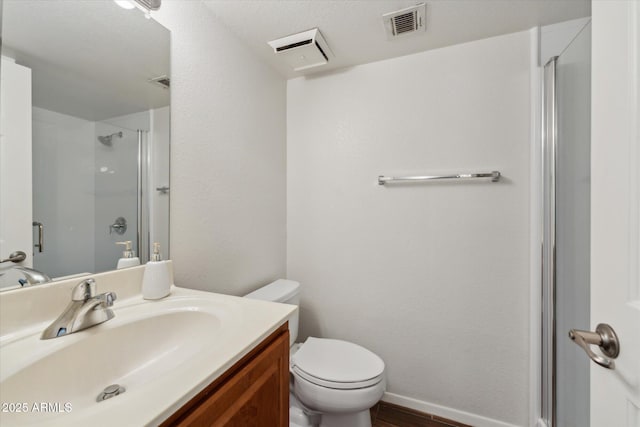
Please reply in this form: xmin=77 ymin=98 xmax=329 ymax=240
xmin=97 ymin=132 xmax=123 ymax=146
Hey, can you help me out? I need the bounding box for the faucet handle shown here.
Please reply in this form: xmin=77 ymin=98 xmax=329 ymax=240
xmin=100 ymin=292 xmax=117 ymax=307
xmin=71 ymin=278 xmax=96 ymax=301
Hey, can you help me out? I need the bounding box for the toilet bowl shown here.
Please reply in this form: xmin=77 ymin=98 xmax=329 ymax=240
xmin=245 ymin=279 xmax=386 ymax=427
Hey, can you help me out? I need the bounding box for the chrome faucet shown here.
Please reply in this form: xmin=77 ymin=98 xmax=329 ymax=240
xmin=2 ymin=266 xmax=52 ymax=286
xmin=41 ymin=278 xmax=117 ymax=340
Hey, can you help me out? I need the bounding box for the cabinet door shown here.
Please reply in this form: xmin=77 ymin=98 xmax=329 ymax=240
xmin=174 ymin=329 xmax=289 ymax=427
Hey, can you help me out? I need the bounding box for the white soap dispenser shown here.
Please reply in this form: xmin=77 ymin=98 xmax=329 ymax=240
xmin=116 ymin=241 xmax=140 ymax=269
xmin=142 ymin=242 xmax=171 ymax=300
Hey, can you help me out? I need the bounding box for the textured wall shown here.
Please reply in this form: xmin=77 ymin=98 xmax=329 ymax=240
xmin=287 ymin=31 xmax=531 ymax=426
xmin=154 ymin=2 xmax=287 ymax=295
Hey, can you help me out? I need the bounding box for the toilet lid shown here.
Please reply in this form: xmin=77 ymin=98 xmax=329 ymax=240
xmin=291 ymin=337 xmax=384 ymax=389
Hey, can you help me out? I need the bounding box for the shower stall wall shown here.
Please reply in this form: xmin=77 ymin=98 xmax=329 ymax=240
xmin=31 ymin=107 xmax=97 ymax=277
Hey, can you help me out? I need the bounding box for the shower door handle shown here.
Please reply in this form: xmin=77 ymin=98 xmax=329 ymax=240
xmin=569 ymin=323 xmax=620 ymax=369
xmin=33 ymin=221 xmax=43 ymax=253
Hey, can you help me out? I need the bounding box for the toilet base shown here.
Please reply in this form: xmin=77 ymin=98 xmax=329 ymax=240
xmin=290 ymin=391 xmax=371 ymax=427
xmin=319 ymin=410 xmax=372 ymax=427
xmin=290 ymin=393 xmax=313 ymax=427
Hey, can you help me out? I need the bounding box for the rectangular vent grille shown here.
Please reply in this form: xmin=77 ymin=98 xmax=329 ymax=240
xmin=276 ymin=39 xmax=312 ymax=52
xmin=383 ymin=3 xmax=426 ymax=39
xmin=314 ymin=41 xmax=329 ymax=61
xmin=148 ymin=75 xmax=170 ymax=89
xmin=392 ymin=11 xmax=418 ymax=35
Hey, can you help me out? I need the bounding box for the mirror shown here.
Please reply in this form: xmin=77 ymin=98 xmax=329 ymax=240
xmin=0 ymin=0 xmax=170 ymax=290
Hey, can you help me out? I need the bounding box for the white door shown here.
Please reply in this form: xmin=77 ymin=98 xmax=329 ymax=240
xmin=0 ymin=57 xmax=33 ymax=278
xmin=591 ymin=1 xmax=640 ymax=426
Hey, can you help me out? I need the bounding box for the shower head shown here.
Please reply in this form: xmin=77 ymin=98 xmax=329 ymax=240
xmin=97 ymin=132 xmax=123 ymax=146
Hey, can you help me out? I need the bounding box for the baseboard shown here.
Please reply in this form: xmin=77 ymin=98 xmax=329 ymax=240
xmin=536 ymin=419 xmax=548 ymax=427
xmin=382 ymin=392 xmax=523 ymax=427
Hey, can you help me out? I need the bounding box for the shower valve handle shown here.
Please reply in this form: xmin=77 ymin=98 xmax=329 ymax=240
xmin=109 ymin=217 xmax=127 ymax=235
xmin=569 ymin=323 xmax=620 ymax=370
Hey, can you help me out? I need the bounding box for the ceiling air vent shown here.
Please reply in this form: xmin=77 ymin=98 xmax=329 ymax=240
xmin=383 ymin=3 xmax=426 ymax=39
xmin=268 ymin=28 xmax=334 ymax=72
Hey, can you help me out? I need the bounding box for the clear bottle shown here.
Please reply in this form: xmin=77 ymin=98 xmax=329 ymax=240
xmin=116 ymin=241 xmax=140 ymax=269
xmin=142 ymin=242 xmax=171 ymax=300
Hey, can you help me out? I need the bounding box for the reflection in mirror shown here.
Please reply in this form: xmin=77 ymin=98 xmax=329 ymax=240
xmin=0 ymin=0 xmax=170 ymax=291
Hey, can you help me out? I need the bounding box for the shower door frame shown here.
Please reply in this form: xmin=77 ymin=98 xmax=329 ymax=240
xmin=137 ymin=129 xmax=151 ymax=264
xmin=541 ymin=55 xmax=557 ymax=427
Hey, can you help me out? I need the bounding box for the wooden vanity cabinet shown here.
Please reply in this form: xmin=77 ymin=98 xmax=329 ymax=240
xmin=161 ymin=323 xmax=290 ymax=427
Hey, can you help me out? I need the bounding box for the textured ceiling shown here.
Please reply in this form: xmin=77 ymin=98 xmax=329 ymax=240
xmin=203 ymin=0 xmax=591 ymax=79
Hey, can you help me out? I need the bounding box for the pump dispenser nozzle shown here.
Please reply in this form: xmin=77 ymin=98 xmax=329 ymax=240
xmin=115 ymin=241 xmax=140 ymax=269
xmin=151 ymin=242 xmax=162 ymax=262
xmin=116 ymin=241 xmax=135 ymax=258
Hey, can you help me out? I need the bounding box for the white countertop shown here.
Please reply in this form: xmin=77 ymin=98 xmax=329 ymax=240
xmin=0 ymin=266 xmax=296 ymax=426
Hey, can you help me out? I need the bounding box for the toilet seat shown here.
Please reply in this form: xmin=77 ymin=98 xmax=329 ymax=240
xmin=291 ymin=337 xmax=385 ymax=390
xmin=292 ymin=366 xmax=383 ymax=390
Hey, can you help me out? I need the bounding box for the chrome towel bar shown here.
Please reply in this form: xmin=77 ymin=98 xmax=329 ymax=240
xmin=378 ymin=171 xmax=501 ymax=186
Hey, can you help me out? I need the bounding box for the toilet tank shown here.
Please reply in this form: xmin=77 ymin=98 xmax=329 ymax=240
xmin=244 ymin=279 xmax=299 ymax=346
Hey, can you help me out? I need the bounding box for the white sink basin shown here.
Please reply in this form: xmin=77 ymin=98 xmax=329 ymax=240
xmin=0 ymin=286 xmax=294 ymax=427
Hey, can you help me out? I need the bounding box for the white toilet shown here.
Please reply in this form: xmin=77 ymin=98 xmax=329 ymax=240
xmin=245 ymin=279 xmax=386 ymax=427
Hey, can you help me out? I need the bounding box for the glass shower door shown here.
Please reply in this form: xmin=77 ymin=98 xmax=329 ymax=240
xmin=555 ymin=21 xmax=591 ymax=427
xmin=93 ymin=123 xmax=141 ymax=273
xmin=542 ymin=20 xmax=591 ymax=427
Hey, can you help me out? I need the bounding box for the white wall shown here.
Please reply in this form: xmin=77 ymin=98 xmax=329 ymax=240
xmin=0 ymin=57 xmax=33 ymax=280
xmin=103 ymin=110 xmax=150 ymax=132
xmin=150 ymin=106 xmax=170 ymax=259
xmin=287 ymin=31 xmax=532 ymax=427
xmin=153 ymin=2 xmax=287 ymax=295
xmin=32 ymin=107 xmax=95 ymax=278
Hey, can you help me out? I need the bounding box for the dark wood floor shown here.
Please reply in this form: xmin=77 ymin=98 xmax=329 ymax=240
xmin=370 ymin=401 xmax=473 ymax=427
